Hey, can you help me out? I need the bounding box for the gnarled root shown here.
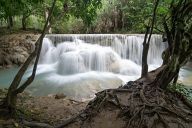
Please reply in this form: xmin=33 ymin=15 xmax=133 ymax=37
xmin=63 ymin=81 xmax=192 ymax=128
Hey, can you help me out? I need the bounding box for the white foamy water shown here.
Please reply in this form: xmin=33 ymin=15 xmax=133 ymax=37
xmin=24 ymin=34 xmax=166 ymax=100
xmin=0 ymin=34 xmax=169 ymax=101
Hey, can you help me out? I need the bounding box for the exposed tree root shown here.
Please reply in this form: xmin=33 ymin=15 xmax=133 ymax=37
xmin=55 ymin=112 xmax=83 ymax=128
xmin=62 ymin=78 xmax=192 ymax=128
xmin=22 ymin=120 xmax=54 ymax=128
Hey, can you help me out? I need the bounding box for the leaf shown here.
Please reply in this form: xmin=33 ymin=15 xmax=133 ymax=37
xmin=14 ymin=122 xmax=19 ymax=127
xmin=158 ymin=6 xmax=168 ymax=15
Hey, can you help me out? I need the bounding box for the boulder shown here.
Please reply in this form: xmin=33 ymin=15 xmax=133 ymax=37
xmin=55 ymin=93 xmax=66 ymax=99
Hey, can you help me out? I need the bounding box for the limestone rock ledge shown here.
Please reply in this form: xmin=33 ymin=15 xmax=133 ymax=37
xmin=0 ymin=33 xmax=40 ymax=68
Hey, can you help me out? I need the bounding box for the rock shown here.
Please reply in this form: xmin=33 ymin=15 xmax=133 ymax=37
xmin=0 ymin=33 xmax=40 ymax=67
xmin=4 ymin=57 xmax=12 ymax=65
xmin=48 ymin=94 xmax=54 ymax=97
xmin=6 ymin=65 xmax=13 ymax=68
xmin=55 ymin=93 xmax=66 ymax=99
xmin=14 ymin=122 xmax=19 ymax=128
xmin=122 ymin=81 xmax=135 ymax=89
xmin=26 ymin=35 xmax=32 ymax=40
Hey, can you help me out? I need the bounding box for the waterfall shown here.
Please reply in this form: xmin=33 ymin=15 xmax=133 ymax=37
xmin=41 ymin=34 xmax=167 ymax=76
xmin=1 ymin=34 xmax=191 ymax=100
xmin=27 ymin=34 xmax=167 ymax=99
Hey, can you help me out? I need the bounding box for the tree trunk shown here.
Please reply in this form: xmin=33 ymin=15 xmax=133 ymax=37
xmin=22 ymin=15 xmax=27 ymax=30
xmin=154 ymin=52 xmax=188 ymax=89
xmin=141 ymin=0 xmax=159 ymax=77
xmin=141 ymin=27 xmax=150 ymax=77
xmin=154 ymin=0 xmax=192 ymax=89
xmin=118 ymin=9 xmax=123 ymax=30
xmin=7 ymin=16 xmax=13 ymax=29
xmin=173 ymin=73 xmax=179 ymax=84
xmin=4 ymin=90 xmax=17 ymax=114
xmin=154 ymin=66 xmax=178 ymax=89
xmin=45 ymin=9 xmax=52 ymax=34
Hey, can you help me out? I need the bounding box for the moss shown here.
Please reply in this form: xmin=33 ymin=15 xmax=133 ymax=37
xmin=167 ymin=83 xmax=192 ymax=102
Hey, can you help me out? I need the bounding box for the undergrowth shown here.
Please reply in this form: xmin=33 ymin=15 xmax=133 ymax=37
xmin=168 ymin=83 xmax=192 ymax=102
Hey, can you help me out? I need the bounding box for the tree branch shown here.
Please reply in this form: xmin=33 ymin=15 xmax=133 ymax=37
xmin=147 ymin=0 xmax=159 ymax=44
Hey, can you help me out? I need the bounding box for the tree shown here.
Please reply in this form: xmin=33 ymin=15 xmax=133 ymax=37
xmin=0 ymin=0 xmax=43 ymax=29
xmin=90 ymin=0 xmax=155 ymax=33
xmin=153 ymin=0 xmax=192 ymax=89
xmin=20 ymin=0 xmax=43 ymax=30
xmin=0 ymin=0 xmax=17 ymax=28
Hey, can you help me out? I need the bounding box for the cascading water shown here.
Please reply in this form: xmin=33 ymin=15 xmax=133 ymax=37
xmin=25 ymin=34 xmax=166 ymax=100
xmin=43 ymin=34 xmax=166 ymax=72
xmin=1 ymin=34 xmax=192 ymax=100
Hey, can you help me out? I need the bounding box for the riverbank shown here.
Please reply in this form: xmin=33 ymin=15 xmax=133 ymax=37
xmin=0 ymin=89 xmax=87 ymax=127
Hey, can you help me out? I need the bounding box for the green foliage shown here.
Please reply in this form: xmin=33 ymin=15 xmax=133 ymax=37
xmin=0 ymin=0 xmax=43 ymax=19
xmin=68 ymin=0 xmax=102 ymax=26
xmin=52 ymin=16 xmax=85 ymax=33
xmin=88 ymin=0 xmax=156 ymax=33
xmin=168 ymin=83 xmax=192 ymax=102
xmin=0 ymin=0 xmax=102 ymax=32
xmin=46 ymin=0 xmax=102 ymax=32
xmin=0 ymin=0 xmax=190 ymax=34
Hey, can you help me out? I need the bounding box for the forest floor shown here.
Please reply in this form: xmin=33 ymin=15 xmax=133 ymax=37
xmin=0 ymin=89 xmax=88 ymax=128
xmin=0 ymin=89 xmax=133 ymax=128
xmin=0 ymin=89 xmax=135 ymax=128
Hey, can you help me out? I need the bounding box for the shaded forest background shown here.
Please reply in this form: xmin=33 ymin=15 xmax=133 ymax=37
xmin=0 ymin=0 xmax=170 ymax=34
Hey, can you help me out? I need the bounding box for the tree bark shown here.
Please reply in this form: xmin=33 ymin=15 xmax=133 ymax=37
xmin=7 ymin=16 xmax=13 ymax=29
xmin=45 ymin=9 xmax=52 ymax=34
xmin=22 ymin=15 xmax=27 ymax=30
xmin=141 ymin=26 xmax=150 ymax=77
